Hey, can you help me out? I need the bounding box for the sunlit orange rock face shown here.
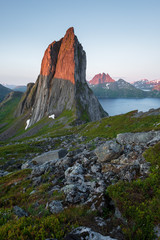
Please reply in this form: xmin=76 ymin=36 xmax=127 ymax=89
xmin=40 ymin=27 xmax=75 ymax=84
xmin=89 ymin=73 xmax=115 ymax=85
xmin=54 ymin=27 xmax=75 ymax=84
xmin=40 ymin=41 xmax=61 ymax=76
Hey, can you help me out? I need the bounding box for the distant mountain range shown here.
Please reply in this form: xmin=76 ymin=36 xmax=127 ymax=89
xmin=0 ymin=84 xmax=27 ymax=103
xmin=1 ymin=84 xmax=27 ymax=92
xmin=132 ymin=79 xmax=160 ymax=91
xmin=89 ymin=74 xmax=160 ymax=98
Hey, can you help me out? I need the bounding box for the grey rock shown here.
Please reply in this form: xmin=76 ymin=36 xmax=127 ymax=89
xmin=32 ymin=149 xmax=67 ymax=165
xmin=48 ymin=200 xmax=63 ymax=214
xmin=29 ymin=190 xmax=36 ymax=195
xmin=55 ymin=156 xmax=72 ymax=170
xmin=64 ymin=227 xmax=117 ymax=240
xmin=95 ymin=141 xmax=123 ymax=163
xmin=31 ymin=162 xmax=50 ymax=177
xmin=140 ymin=162 xmax=151 ymax=175
xmin=91 ymin=164 xmax=101 ymax=173
xmin=154 ymin=225 xmax=160 ymax=239
xmin=32 ymin=176 xmax=42 ymax=186
xmin=45 ymin=238 xmax=57 ymax=240
xmin=115 ymin=208 xmax=126 ymax=224
xmin=67 ymin=149 xmax=82 ymax=157
xmin=94 ymin=217 xmax=106 ymax=227
xmin=65 ymin=163 xmax=84 ymax=182
xmin=13 ymin=206 xmax=28 ymax=218
xmin=0 ymin=170 xmax=9 ymax=177
xmin=21 ymin=160 xmax=36 ymax=170
xmin=62 ymin=184 xmax=88 ymax=204
xmin=117 ymin=131 xmax=160 ymax=145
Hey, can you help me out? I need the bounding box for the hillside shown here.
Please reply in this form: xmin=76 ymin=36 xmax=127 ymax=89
xmin=90 ymin=79 xmax=160 ymax=98
xmin=0 ymin=107 xmax=160 ymax=239
xmin=0 ymin=84 xmax=12 ymax=102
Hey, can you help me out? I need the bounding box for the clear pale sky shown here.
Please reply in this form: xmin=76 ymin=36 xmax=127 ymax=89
xmin=0 ymin=0 xmax=160 ymax=85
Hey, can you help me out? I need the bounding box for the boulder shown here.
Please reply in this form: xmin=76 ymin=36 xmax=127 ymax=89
xmin=32 ymin=149 xmax=67 ymax=165
xmin=116 ymin=131 xmax=160 ymax=145
xmin=95 ymin=141 xmax=123 ymax=163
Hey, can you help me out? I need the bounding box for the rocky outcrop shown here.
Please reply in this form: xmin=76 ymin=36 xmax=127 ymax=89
xmin=16 ymin=27 xmax=107 ymax=127
xmin=64 ymin=227 xmax=118 ymax=240
xmin=89 ymin=73 xmax=115 ymax=85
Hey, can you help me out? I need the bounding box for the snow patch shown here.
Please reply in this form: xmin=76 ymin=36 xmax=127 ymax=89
xmin=25 ymin=119 xmax=30 ymax=130
xmin=49 ymin=114 xmax=55 ymax=119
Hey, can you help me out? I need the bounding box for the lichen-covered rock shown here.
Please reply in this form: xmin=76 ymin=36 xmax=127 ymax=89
xmin=95 ymin=140 xmax=123 ymax=163
xmin=64 ymin=227 xmax=117 ymax=240
xmin=48 ymin=200 xmax=63 ymax=214
xmin=13 ymin=206 xmax=28 ymax=218
xmin=15 ymin=27 xmax=107 ymax=127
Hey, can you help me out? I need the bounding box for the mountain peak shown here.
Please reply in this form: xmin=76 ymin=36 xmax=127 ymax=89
xmin=89 ymin=73 xmax=115 ymax=85
xmin=65 ymin=27 xmax=74 ymax=36
xmin=16 ymin=28 xmax=107 ymax=126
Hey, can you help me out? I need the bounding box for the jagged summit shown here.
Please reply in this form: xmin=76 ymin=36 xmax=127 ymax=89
xmin=89 ymin=73 xmax=115 ymax=85
xmin=15 ymin=27 xmax=107 ymax=127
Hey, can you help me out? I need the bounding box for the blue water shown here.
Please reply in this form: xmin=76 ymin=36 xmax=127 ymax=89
xmin=99 ymin=98 xmax=160 ymax=116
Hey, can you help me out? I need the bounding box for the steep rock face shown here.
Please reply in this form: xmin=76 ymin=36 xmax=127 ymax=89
xmin=89 ymin=73 xmax=115 ymax=85
xmin=16 ymin=27 xmax=107 ymax=127
xmin=54 ymin=28 xmax=75 ymax=84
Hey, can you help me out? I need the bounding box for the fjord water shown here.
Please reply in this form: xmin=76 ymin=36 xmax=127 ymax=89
xmin=99 ymin=98 xmax=160 ymax=116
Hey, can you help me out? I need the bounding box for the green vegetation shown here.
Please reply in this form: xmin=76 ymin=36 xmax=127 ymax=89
xmin=0 ymin=168 xmax=97 ymax=240
xmin=107 ymin=142 xmax=160 ymax=240
xmin=0 ymin=169 xmax=32 ymax=208
xmin=0 ymin=93 xmax=22 ymax=133
xmin=15 ymin=110 xmax=160 ymax=142
xmin=81 ymin=111 xmax=160 ymax=139
xmin=0 ymin=142 xmax=44 ymax=166
xmin=0 ymin=212 xmax=76 ymax=240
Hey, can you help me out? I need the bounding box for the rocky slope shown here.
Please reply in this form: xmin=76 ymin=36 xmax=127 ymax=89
xmin=89 ymin=73 xmax=115 ymax=85
xmin=1 ymin=129 xmax=160 ymax=239
xmin=15 ymin=27 xmax=107 ymax=127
